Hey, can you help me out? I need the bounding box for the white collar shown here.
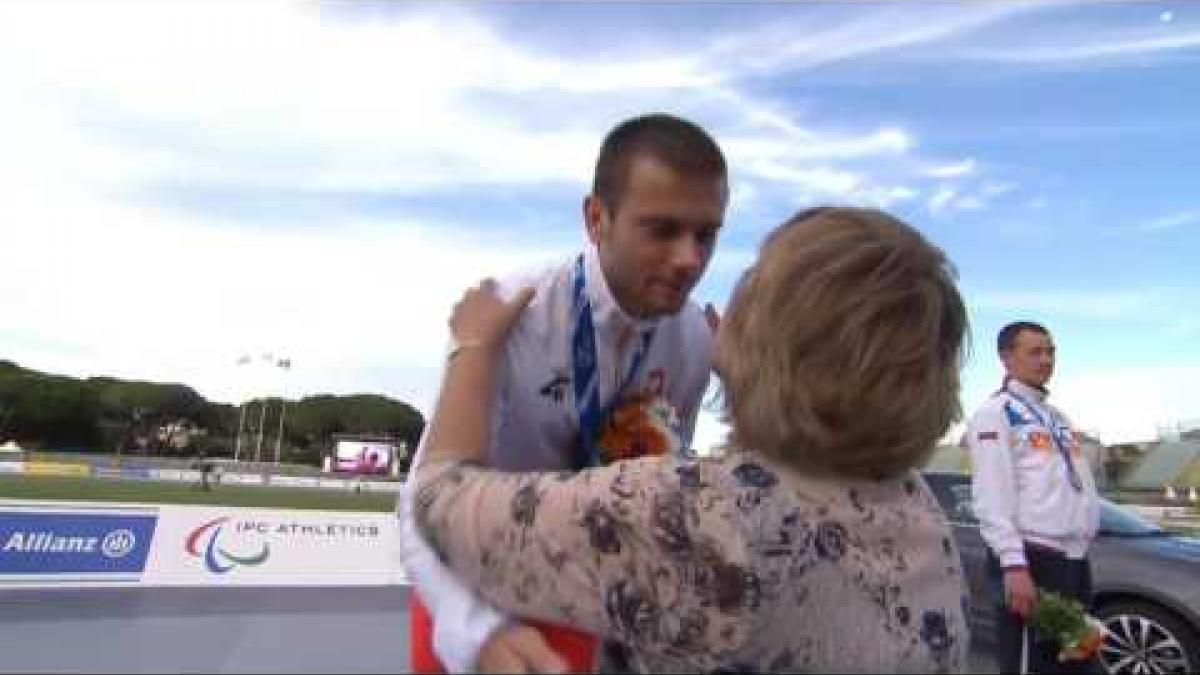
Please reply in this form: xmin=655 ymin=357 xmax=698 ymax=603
xmin=1006 ymin=378 xmax=1049 ymax=404
xmin=582 ymin=244 xmax=660 ymax=334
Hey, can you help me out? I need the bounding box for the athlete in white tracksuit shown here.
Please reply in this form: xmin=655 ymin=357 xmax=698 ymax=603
xmin=967 ymin=321 xmax=1100 ymax=674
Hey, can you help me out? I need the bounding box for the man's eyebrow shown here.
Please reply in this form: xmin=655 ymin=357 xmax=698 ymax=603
xmin=636 ymin=216 xmax=723 ymax=231
xmin=636 ymin=215 xmax=684 ymax=229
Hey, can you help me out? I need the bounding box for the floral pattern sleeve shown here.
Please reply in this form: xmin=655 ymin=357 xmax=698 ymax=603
xmin=413 ymin=455 xmax=748 ymax=655
xmin=414 ymin=455 xmax=969 ymax=673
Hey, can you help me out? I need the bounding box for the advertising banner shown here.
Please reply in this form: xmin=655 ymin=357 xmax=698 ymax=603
xmin=221 ymin=473 xmax=264 ymax=486
xmin=24 ymin=462 xmax=91 ymax=478
xmin=357 ymin=481 xmax=403 ymax=494
xmin=152 ymin=469 xmax=202 ymax=482
xmin=92 ymin=466 xmax=155 ymax=481
xmin=0 ymin=501 xmax=405 ymax=588
xmin=267 ymin=475 xmax=320 ymax=488
xmin=0 ymin=461 xmax=23 ymax=475
xmin=144 ymin=505 xmax=404 ymax=586
xmin=0 ymin=506 xmax=158 ymax=586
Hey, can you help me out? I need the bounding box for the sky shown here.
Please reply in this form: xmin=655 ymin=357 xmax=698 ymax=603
xmin=1 ymin=1 xmax=1197 ymax=448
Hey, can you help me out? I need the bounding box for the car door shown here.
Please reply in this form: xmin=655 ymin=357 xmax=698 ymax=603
xmin=924 ymin=473 xmax=1000 ymax=642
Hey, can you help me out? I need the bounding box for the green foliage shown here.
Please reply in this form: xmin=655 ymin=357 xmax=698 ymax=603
xmin=1031 ymin=591 xmax=1089 ymax=646
xmin=0 ymin=359 xmax=423 ymax=467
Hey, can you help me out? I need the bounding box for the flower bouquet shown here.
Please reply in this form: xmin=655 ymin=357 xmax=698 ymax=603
xmin=595 ymin=392 xmax=683 ymax=463
xmin=1030 ymin=590 xmax=1109 ymax=662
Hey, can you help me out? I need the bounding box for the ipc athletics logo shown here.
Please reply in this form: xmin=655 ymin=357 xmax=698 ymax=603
xmin=185 ymin=517 xmax=270 ymax=574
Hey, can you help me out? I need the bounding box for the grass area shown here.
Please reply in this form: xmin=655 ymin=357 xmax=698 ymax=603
xmin=0 ymin=474 xmax=396 ymax=512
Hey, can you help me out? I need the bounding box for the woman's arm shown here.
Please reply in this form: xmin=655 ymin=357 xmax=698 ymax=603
xmin=418 ymin=280 xmax=533 ymax=469
xmin=414 ymin=451 xmax=734 ymax=653
xmin=413 ymin=281 xmax=741 ymax=662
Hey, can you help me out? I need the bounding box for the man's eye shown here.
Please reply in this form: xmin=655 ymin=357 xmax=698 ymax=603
xmin=650 ymin=224 xmax=679 ymax=240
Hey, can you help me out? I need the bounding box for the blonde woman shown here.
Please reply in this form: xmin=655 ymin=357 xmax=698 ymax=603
xmin=413 ymin=207 xmax=971 ymax=673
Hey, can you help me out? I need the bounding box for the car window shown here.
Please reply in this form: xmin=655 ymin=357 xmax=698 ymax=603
xmin=948 ymin=484 xmax=979 ymax=524
xmin=922 ymin=473 xmax=978 ymax=525
xmin=1098 ymin=500 xmax=1165 ymax=536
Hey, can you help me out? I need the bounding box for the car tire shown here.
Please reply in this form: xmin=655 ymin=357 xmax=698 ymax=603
xmin=1094 ymin=600 xmax=1200 ymax=674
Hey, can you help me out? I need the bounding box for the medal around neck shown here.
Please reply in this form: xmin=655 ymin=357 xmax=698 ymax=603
xmin=594 ymin=393 xmax=683 ymax=463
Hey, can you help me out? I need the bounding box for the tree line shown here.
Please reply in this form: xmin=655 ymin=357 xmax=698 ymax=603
xmin=0 ymin=360 xmax=424 ymax=469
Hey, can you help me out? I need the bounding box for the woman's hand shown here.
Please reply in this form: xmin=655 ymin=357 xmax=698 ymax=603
xmin=450 ymin=279 xmax=536 ymax=353
xmin=421 ymin=279 xmax=535 ymax=466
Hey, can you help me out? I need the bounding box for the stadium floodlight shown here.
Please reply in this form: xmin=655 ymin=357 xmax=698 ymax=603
xmin=232 ymin=354 xmax=253 ymax=462
xmin=273 ymin=357 xmax=292 ymax=465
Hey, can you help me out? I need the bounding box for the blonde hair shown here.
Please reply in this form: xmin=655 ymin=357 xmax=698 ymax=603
xmin=714 ymin=207 xmax=967 ymax=479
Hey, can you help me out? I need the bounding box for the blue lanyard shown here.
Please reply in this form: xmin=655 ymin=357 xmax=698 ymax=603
xmin=1005 ymin=386 xmax=1083 ymax=492
xmin=571 ymin=254 xmax=655 ymax=469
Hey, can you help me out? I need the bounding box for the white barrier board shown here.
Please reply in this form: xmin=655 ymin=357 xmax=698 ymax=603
xmin=0 ymin=500 xmax=407 ymax=588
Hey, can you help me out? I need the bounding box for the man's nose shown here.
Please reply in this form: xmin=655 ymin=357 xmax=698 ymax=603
xmin=670 ymin=237 xmax=704 ymax=274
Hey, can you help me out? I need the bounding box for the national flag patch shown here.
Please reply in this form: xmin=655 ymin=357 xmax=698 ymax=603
xmin=977 ymin=431 xmax=999 ymax=442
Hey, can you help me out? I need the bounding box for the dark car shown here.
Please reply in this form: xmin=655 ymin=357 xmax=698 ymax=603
xmin=924 ymin=472 xmax=1200 ymax=674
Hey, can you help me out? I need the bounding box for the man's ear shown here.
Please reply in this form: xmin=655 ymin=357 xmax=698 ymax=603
xmin=583 ymin=194 xmax=605 ymax=245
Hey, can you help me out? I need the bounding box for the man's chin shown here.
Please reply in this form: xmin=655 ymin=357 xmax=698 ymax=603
xmin=645 ymin=297 xmax=689 ymax=318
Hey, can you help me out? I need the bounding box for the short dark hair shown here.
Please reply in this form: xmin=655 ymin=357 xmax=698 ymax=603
xmin=592 ymin=113 xmax=727 ymax=211
xmin=997 ymin=321 xmax=1049 ymax=354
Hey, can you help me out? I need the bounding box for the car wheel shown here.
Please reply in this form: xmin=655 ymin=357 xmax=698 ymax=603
xmin=1094 ymin=601 xmax=1200 ymax=674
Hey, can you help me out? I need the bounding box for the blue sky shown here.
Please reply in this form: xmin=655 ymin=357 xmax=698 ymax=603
xmin=0 ymin=1 xmax=1197 ymax=446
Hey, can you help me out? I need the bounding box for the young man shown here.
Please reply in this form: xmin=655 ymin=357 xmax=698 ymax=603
xmin=967 ymin=321 xmax=1101 ymax=674
xmin=398 ymin=113 xmax=728 ymax=673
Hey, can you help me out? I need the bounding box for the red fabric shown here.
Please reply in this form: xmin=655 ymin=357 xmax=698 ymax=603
xmin=410 ymin=593 xmax=445 ymax=674
xmin=409 ymin=592 xmax=598 ymax=673
xmin=527 ymin=621 xmax=599 ymax=673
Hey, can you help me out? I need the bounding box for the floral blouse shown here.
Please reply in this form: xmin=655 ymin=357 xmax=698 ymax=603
xmin=414 ymin=451 xmax=969 ymax=674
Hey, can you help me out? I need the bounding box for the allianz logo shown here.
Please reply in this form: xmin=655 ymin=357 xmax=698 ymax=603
xmin=2 ymin=529 xmax=139 ymax=558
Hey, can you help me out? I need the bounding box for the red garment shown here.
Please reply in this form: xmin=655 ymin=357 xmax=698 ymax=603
xmin=410 ymin=593 xmax=444 ymax=674
xmin=410 ymin=592 xmax=598 ymax=673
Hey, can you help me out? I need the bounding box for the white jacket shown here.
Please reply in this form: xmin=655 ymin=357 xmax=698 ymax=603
xmin=397 ymin=243 xmax=714 ymax=672
xmin=966 ymin=380 xmax=1100 ymax=567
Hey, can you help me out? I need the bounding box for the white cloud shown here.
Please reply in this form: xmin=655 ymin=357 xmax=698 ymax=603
xmin=928 ymin=186 xmax=960 ymax=213
xmin=6 ymin=0 xmax=1171 ymax=448
xmin=0 ymin=4 xmax=710 ymax=197
xmin=0 ymin=188 xmax=565 ymax=411
xmin=968 ymin=289 xmax=1167 ymax=321
xmin=969 ymin=28 xmax=1200 ymax=63
xmin=1053 ymin=366 xmax=1200 ymax=444
xmin=923 ymin=159 xmax=978 ymax=179
xmin=5 ymin=2 xmax=941 ymax=422
xmin=722 ymin=127 xmax=913 ymax=163
xmin=953 ymin=195 xmax=987 ymax=211
xmin=981 ymin=180 xmax=1017 ymax=197
xmin=1135 ymin=209 xmax=1200 ymax=232
xmin=708 ymin=3 xmax=1043 ymax=74
xmin=703 ymin=364 xmax=1200 ymax=451
xmin=925 ymin=176 xmax=1016 ymax=215
xmin=0 ymin=2 xmax=961 ymax=208
xmin=1165 ymin=316 xmax=1200 ymax=340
